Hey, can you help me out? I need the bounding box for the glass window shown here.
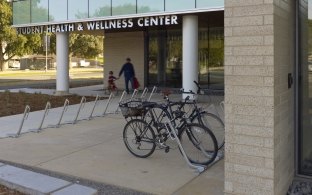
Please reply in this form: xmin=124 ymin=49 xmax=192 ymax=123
xmin=137 ymin=0 xmax=164 ymax=13
xmin=298 ymin=0 xmax=312 ymax=176
xmin=68 ymin=0 xmax=88 ymax=20
xmin=49 ymin=0 xmax=68 ymax=22
xmin=196 ymin=0 xmax=224 ymax=8
xmin=147 ymin=13 xmax=224 ymax=89
xmin=147 ymin=30 xmax=183 ymax=88
xmin=112 ymin=0 xmax=136 ymax=16
xmin=13 ymin=0 xmax=31 ymax=25
xmin=89 ymin=0 xmax=111 ymax=17
xmin=31 ymin=0 xmax=49 ymax=23
xmin=165 ymin=0 xmax=195 ymax=11
xmin=198 ymin=27 xmax=224 ymax=89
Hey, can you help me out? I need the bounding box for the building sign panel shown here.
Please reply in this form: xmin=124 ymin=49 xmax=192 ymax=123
xmin=16 ymin=15 xmax=178 ymax=35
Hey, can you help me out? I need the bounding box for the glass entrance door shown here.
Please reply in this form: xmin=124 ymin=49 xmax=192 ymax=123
xmin=298 ymin=0 xmax=312 ymax=176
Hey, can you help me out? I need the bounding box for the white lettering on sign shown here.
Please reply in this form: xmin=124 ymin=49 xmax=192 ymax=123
xmin=16 ymin=15 xmax=179 ymax=34
xmin=46 ymin=23 xmax=75 ymax=33
xmin=17 ymin=26 xmax=44 ymax=34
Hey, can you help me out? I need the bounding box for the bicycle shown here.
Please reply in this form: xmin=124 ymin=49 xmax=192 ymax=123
xmin=119 ymin=98 xmax=218 ymax=170
xmin=179 ymin=83 xmax=225 ymax=150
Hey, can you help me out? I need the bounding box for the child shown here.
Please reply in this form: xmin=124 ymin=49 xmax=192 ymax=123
xmin=108 ymin=71 xmax=117 ymax=92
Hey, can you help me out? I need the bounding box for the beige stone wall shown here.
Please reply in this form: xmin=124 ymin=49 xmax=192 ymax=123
xmin=273 ymin=1 xmax=295 ymax=194
xmin=103 ymin=31 xmax=145 ymax=90
xmin=224 ymin=0 xmax=295 ymax=194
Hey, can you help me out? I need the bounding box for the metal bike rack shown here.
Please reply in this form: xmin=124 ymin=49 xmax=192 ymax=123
xmin=88 ymin=95 xmax=100 ymax=120
xmin=30 ymin=102 xmax=51 ymax=133
xmin=55 ymin=99 xmax=70 ymax=128
xmin=115 ymin=90 xmax=126 ymax=113
xmin=165 ymin=121 xmax=206 ymax=173
xmin=8 ymin=105 xmax=31 ymax=138
xmin=72 ymin=96 xmax=86 ymax=124
xmin=140 ymin=88 xmax=148 ymax=99
xmin=220 ymin=100 xmax=224 ymax=113
xmin=102 ymin=93 xmax=113 ymax=116
xmin=148 ymin=86 xmax=157 ymax=101
xmin=131 ymin=89 xmax=138 ymax=100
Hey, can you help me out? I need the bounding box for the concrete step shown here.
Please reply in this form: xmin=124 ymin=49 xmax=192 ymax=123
xmin=0 ymin=164 xmax=97 ymax=195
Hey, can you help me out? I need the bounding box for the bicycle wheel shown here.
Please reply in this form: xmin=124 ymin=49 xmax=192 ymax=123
xmin=192 ymin=111 xmax=224 ymax=150
xmin=178 ymin=123 xmax=218 ymax=165
xmin=123 ymin=119 xmax=156 ymax=158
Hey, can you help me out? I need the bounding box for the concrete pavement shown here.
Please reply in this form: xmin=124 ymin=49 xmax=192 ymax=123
xmin=0 ymin=85 xmax=224 ymax=194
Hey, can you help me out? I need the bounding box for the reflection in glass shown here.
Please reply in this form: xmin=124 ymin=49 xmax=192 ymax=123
xmin=299 ymin=0 xmax=312 ymax=176
xmin=165 ymin=0 xmax=195 ymax=11
xmin=49 ymin=0 xmax=67 ymax=22
xmin=196 ymin=0 xmax=224 ymax=8
xmin=112 ymin=0 xmax=136 ymax=16
xmin=148 ymin=30 xmax=183 ymax=88
xmin=68 ymin=0 xmax=88 ymax=20
xmin=13 ymin=0 xmax=31 ymax=25
xmin=89 ymin=0 xmax=111 ymax=17
xmin=31 ymin=0 xmax=49 ymax=23
xmin=198 ymin=27 xmax=224 ymax=89
xmin=137 ymin=0 xmax=164 ymax=13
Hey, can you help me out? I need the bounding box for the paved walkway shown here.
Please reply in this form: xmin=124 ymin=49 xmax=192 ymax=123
xmin=0 ymin=85 xmax=224 ymax=194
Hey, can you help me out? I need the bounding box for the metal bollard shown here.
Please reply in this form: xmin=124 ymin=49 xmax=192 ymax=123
xmin=56 ymin=99 xmax=70 ymax=127
xmin=8 ymin=105 xmax=30 ymax=138
xmin=73 ymin=96 xmax=86 ymax=124
xmin=89 ymin=95 xmax=100 ymax=120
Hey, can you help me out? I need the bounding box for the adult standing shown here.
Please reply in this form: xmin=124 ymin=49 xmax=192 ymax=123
xmin=119 ymin=57 xmax=135 ymax=94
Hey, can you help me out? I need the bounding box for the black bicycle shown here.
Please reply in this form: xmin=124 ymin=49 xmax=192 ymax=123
xmin=119 ymin=98 xmax=218 ymax=167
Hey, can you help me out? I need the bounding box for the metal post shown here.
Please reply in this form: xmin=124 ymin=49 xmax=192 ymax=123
xmin=102 ymin=93 xmax=113 ymax=116
xmin=8 ymin=105 xmax=30 ymax=138
xmin=115 ymin=91 xmax=126 ymax=113
xmin=56 ymin=99 xmax=69 ymax=127
xmin=131 ymin=89 xmax=138 ymax=100
xmin=140 ymin=88 xmax=148 ymax=99
xmin=148 ymin=86 xmax=157 ymax=101
xmin=73 ymin=96 xmax=86 ymax=124
xmin=45 ymin=34 xmax=48 ymax=72
xmin=30 ymin=102 xmax=51 ymax=132
xmin=89 ymin=95 xmax=100 ymax=120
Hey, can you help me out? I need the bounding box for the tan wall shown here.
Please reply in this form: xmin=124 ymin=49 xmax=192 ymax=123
xmin=224 ymin=0 xmax=295 ymax=194
xmin=273 ymin=0 xmax=295 ymax=194
xmin=103 ymin=31 xmax=145 ymax=90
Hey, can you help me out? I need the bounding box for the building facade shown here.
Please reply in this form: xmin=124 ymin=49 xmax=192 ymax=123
xmin=11 ymin=0 xmax=312 ymax=194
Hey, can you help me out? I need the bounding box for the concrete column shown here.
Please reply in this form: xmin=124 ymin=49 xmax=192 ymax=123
xmin=182 ymin=15 xmax=198 ymax=99
xmin=55 ymin=32 xmax=69 ymax=95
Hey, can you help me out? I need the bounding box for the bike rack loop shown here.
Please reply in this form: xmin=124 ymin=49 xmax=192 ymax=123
xmin=8 ymin=105 xmax=31 ymax=138
xmin=140 ymin=88 xmax=148 ymax=98
xmin=165 ymin=120 xmax=206 ymax=173
xmin=56 ymin=99 xmax=70 ymax=127
xmin=73 ymin=96 xmax=87 ymax=124
xmin=115 ymin=90 xmax=126 ymax=113
xmin=102 ymin=93 xmax=113 ymax=116
xmin=88 ymin=95 xmax=100 ymax=120
xmin=148 ymin=86 xmax=157 ymax=101
xmin=131 ymin=89 xmax=138 ymax=100
xmin=30 ymin=102 xmax=51 ymax=133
